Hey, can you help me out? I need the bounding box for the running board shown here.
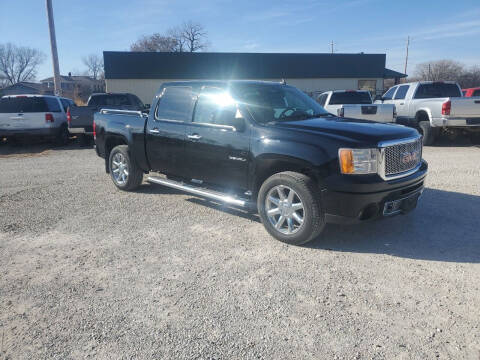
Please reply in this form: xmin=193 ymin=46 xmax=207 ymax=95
xmin=147 ymin=176 xmax=251 ymax=208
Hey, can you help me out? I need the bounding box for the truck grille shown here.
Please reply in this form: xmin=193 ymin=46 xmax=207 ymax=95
xmin=384 ymin=138 xmax=422 ymax=177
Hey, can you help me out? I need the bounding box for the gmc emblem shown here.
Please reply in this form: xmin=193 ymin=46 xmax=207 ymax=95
xmin=400 ymin=151 xmax=419 ymax=164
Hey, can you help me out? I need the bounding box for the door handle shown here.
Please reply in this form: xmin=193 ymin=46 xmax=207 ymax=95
xmin=188 ymin=134 xmax=202 ymax=140
xmin=400 ymin=103 xmax=405 ymax=105
xmin=149 ymin=128 xmax=160 ymax=134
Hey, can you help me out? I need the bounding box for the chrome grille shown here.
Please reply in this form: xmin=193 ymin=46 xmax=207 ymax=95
xmin=384 ymin=138 xmax=422 ymax=176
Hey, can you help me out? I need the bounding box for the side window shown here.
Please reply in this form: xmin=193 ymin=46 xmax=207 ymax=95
xmin=155 ymin=86 xmax=193 ymax=122
xmin=382 ymin=86 xmax=397 ymax=100
xmin=60 ymin=98 xmax=71 ymax=112
xmin=317 ymin=94 xmax=327 ymax=106
xmin=45 ymin=97 xmax=62 ymax=112
xmin=193 ymin=89 xmax=236 ymax=126
xmin=393 ymin=85 xmax=409 ymax=100
xmin=132 ymin=95 xmax=144 ymax=108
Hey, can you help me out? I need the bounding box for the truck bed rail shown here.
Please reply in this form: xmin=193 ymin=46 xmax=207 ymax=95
xmin=99 ymin=108 xmax=147 ymax=117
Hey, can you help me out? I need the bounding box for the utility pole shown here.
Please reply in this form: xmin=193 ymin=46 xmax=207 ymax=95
xmin=45 ymin=0 xmax=61 ymax=96
xmin=403 ymin=36 xmax=410 ymax=77
xmin=330 ymin=40 xmax=334 ymax=54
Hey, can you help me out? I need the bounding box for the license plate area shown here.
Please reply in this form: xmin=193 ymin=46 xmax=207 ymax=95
xmin=361 ymin=105 xmax=377 ymax=115
xmin=383 ymin=190 xmax=422 ymax=216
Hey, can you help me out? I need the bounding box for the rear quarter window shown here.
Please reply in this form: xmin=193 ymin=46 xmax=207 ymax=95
xmin=0 ymin=97 xmax=49 ymax=113
xmin=89 ymin=94 xmax=131 ymax=106
xmin=155 ymin=86 xmax=194 ymax=122
xmin=414 ymin=83 xmax=462 ymax=99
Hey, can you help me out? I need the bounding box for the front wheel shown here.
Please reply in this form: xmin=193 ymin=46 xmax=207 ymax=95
xmin=109 ymin=145 xmax=143 ymax=191
xmin=257 ymin=171 xmax=325 ymax=245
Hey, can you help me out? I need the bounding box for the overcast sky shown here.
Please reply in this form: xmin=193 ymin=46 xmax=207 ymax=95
xmin=1 ymin=0 xmax=479 ymax=80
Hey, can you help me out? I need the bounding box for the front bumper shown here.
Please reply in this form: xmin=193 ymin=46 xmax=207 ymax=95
xmin=322 ymin=160 xmax=428 ymax=224
xmin=431 ymin=117 xmax=480 ymax=128
xmin=0 ymin=127 xmax=59 ymax=138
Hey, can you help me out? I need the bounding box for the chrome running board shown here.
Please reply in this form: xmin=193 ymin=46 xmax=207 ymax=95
xmin=147 ymin=176 xmax=251 ymax=208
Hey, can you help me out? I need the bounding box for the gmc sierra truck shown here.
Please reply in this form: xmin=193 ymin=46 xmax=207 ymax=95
xmin=316 ymin=90 xmax=396 ymax=123
xmin=94 ymin=81 xmax=427 ymax=245
xmin=67 ymin=93 xmax=147 ymax=138
xmin=376 ymin=81 xmax=480 ymax=144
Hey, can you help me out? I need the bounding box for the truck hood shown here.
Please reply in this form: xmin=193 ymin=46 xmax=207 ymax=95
xmin=273 ymin=116 xmax=418 ymax=144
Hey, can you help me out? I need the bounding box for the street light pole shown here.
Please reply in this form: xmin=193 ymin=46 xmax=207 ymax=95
xmin=45 ymin=0 xmax=61 ymax=96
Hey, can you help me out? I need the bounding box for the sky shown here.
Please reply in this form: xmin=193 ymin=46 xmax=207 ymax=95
xmin=1 ymin=0 xmax=479 ymax=80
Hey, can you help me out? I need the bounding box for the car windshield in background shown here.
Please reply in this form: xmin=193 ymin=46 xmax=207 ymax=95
xmin=0 ymin=97 xmax=49 ymax=113
xmin=231 ymin=84 xmax=329 ymax=123
xmin=414 ymin=83 xmax=462 ymax=99
xmin=89 ymin=95 xmax=130 ymax=106
xmin=329 ymin=91 xmax=372 ymax=104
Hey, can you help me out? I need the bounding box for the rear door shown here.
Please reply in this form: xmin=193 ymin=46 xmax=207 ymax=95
xmin=184 ymin=87 xmax=250 ymax=191
xmin=0 ymin=96 xmax=49 ymax=130
xmin=145 ymin=86 xmax=194 ymax=177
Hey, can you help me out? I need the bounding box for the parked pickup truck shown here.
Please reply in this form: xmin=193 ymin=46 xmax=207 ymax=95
xmin=94 ymin=81 xmax=427 ymax=245
xmin=67 ymin=92 xmax=148 ymax=137
xmin=316 ymin=90 xmax=396 ymax=123
xmin=462 ymin=87 xmax=480 ymax=97
xmin=376 ymin=81 xmax=480 ymax=144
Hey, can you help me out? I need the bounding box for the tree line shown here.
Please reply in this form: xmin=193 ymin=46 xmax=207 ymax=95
xmin=410 ymin=60 xmax=480 ymax=89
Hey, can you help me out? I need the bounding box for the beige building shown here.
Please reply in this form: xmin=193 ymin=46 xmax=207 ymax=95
xmin=104 ymin=52 xmax=406 ymax=104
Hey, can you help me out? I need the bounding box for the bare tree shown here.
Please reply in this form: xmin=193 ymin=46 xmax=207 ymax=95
xmin=130 ymin=34 xmax=180 ymax=52
xmin=457 ymin=66 xmax=480 ymax=89
xmin=178 ymin=21 xmax=208 ymax=52
xmin=130 ymin=21 xmax=209 ymax=53
xmin=414 ymin=60 xmax=464 ymax=82
xmin=0 ymin=43 xmax=45 ymax=85
xmin=82 ymin=54 xmax=104 ymax=80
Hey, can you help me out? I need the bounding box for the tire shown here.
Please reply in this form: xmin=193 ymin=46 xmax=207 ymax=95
xmin=108 ymin=145 xmax=143 ymax=191
xmin=55 ymin=125 xmax=70 ymax=146
xmin=257 ymin=171 xmax=325 ymax=245
xmin=418 ymin=121 xmax=436 ymax=146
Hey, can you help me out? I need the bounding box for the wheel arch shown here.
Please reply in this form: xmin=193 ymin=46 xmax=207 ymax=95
xmin=104 ymin=135 xmax=128 ymax=173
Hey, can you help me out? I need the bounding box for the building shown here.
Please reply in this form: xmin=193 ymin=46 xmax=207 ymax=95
xmin=0 ymin=81 xmax=44 ymax=96
xmin=40 ymin=74 xmax=105 ymax=103
xmin=104 ymin=51 xmax=407 ymax=104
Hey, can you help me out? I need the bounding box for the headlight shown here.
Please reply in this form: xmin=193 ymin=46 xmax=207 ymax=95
xmin=338 ymin=148 xmax=378 ymax=174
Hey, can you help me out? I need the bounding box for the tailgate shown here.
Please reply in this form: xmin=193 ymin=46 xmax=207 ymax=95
xmin=0 ymin=112 xmax=46 ymax=129
xmin=69 ymin=106 xmax=96 ymax=127
xmin=0 ymin=97 xmax=51 ymax=130
xmin=342 ymin=105 xmax=394 ymax=123
xmin=450 ymin=97 xmax=480 ymax=118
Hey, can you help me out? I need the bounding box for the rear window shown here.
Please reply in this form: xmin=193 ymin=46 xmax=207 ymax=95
xmin=88 ymin=94 xmax=131 ymax=106
xmin=329 ymin=91 xmax=372 ymax=105
xmin=414 ymin=83 xmax=462 ymax=99
xmin=155 ymin=86 xmax=193 ymax=122
xmin=0 ymin=97 xmax=50 ymax=113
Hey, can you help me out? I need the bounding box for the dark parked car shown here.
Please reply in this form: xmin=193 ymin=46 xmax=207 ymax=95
xmin=67 ymin=93 xmax=148 ymax=138
xmin=93 ymin=81 xmax=427 ymax=245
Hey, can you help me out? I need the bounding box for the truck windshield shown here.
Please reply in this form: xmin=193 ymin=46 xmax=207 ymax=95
xmin=414 ymin=83 xmax=462 ymax=99
xmin=89 ymin=94 xmax=130 ymax=106
xmin=231 ymin=84 xmax=330 ymax=123
xmin=0 ymin=97 xmax=49 ymax=113
xmin=329 ymin=92 xmax=372 ymax=105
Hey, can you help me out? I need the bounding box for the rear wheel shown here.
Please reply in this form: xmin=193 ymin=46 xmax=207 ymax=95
xmin=418 ymin=121 xmax=436 ymax=146
xmin=55 ymin=125 xmax=70 ymax=145
xmin=109 ymin=145 xmax=143 ymax=191
xmin=257 ymin=171 xmax=325 ymax=245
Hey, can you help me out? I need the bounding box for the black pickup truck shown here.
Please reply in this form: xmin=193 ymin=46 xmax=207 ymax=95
xmin=94 ymin=81 xmax=427 ymax=245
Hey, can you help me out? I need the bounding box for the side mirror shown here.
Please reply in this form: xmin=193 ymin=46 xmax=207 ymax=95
xmin=231 ymin=117 xmax=246 ymax=132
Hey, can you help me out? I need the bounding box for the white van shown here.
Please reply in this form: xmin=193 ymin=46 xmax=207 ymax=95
xmin=0 ymin=94 xmax=74 ymax=144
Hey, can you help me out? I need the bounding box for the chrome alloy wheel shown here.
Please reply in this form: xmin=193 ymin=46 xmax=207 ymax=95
xmin=111 ymin=152 xmax=129 ymax=185
xmin=265 ymin=185 xmax=305 ymax=235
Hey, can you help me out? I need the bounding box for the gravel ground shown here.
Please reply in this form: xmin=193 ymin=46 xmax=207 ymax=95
xmin=0 ymin=139 xmax=479 ymax=359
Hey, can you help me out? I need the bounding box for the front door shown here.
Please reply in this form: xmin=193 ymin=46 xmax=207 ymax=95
xmin=145 ymin=86 xmax=194 ymax=177
xmin=184 ymin=88 xmax=250 ymax=192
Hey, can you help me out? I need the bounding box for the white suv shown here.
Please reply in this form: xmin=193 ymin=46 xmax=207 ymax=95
xmin=0 ymin=94 xmax=74 ymax=144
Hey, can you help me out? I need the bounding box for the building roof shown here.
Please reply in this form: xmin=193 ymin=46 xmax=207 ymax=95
xmin=1 ymin=81 xmax=44 ymax=91
xmin=384 ymin=68 xmax=407 ymax=78
xmin=104 ymin=51 xmax=391 ymax=80
xmin=40 ymin=75 xmax=99 ymax=83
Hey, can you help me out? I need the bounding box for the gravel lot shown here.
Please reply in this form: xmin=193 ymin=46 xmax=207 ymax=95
xmin=0 ymin=138 xmax=479 ymax=359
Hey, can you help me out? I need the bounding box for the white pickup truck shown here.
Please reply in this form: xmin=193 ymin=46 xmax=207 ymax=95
xmin=316 ymin=90 xmax=396 ymax=123
xmin=376 ymin=81 xmax=480 ymax=145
